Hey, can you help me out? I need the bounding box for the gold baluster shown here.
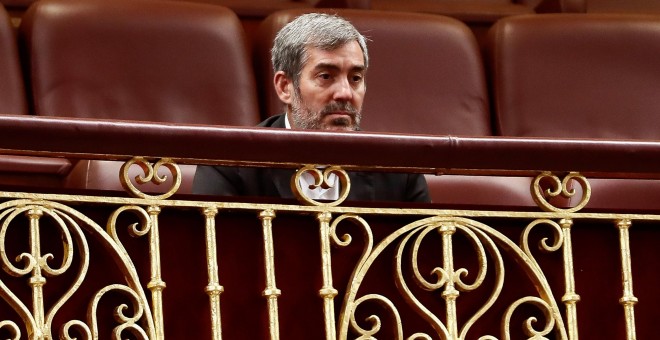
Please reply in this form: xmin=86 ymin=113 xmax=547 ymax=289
xmin=146 ymin=206 xmax=166 ymax=340
xmin=318 ymin=212 xmax=338 ymax=340
xmin=204 ymin=206 xmax=224 ymax=340
xmin=27 ymin=208 xmax=46 ymax=339
xmin=439 ymin=222 xmax=459 ymax=339
xmin=559 ymin=218 xmax=580 ymax=340
xmin=259 ymin=209 xmax=281 ymax=340
xmin=616 ymin=219 xmax=637 ymax=340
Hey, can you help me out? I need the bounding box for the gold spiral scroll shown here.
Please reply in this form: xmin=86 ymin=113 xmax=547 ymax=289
xmin=291 ymin=165 xmax=351 ymax=206
xmin=531 ymin=172 xmax=591 ymax=213
xmin=0 ymin=321 xmax=20 ymax=340
xmin=120 ymin=157 xmax=182 ymax=200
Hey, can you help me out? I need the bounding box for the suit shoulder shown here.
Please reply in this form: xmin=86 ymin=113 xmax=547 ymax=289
xmin=258 ymin=114 xmax=286 ymax=128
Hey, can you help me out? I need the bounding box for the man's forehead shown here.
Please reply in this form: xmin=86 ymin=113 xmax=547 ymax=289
xmin=303 ymin=42 xmax=366 ymax=69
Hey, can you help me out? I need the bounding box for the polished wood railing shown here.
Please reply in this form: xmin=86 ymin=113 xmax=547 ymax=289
xmin=0 ymin=114 xmax=657 ymax=339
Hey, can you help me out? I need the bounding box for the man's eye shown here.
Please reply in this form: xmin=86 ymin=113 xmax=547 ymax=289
xmin=319 ymin=73 xmax=331 ymax=80
xmin=352 ymin=74 xmax=363 ymax=83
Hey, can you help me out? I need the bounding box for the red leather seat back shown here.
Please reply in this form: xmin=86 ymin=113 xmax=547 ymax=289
xmin=488 ymin=14 xmax=660 ymax=211
xmin=0 ymin=3 xmax=73 ymax=190
xmin=256 ymin=8 xmax=491 ymax=136
xmin=489 ymin=14 xmax=660 ymax=139
xmin=20 ymin=0 xmax=260 ymax=126
xmin=19 ymin=0 xmax=262 ymax=194
xmin=0 ymin=3 xmax=26 ymax=115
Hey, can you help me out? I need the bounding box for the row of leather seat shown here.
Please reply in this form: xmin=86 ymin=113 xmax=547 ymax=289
xmin=2 ymin=0 xmax=660 ymax=209
xmin=5 ymin=0 xmax=660 ymax=20
xmin=4 ymin=0 xmax=659 ymax=54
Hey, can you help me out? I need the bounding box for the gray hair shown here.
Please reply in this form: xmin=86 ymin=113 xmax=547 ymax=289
xmin=271 ymin=13 xmax=369 ymax=86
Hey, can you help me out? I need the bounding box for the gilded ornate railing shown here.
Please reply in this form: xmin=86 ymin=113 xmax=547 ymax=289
xmin=0 ymin=157 xmax=651 ymax=339
xmin=0 ymin=115 xmax=657 ymax=339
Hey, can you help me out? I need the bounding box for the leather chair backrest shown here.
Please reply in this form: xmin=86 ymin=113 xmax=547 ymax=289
xmin=255 ymin=8 xmax=491 ymax=136
xmin=20 ymin=0 xmax=260 ymax=126
xmin=0 ymin=3 xmax=26 ymax=115
xmin=488 ymin=14 xmax=660 ymax=211
xmin=0 ymin=3 xmax=72 ymax=190
xmin=488 ymin=14 xmax=660 ymax=139
xmin=19 ymin=0 xmax=262 ymax=194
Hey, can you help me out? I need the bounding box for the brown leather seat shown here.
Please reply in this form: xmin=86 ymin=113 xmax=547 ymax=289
xmin=488 ymin=14 xmax=660 ymax=211
xmin=256 ymin=9 xmax=539 ymax=208
xmin=0 ymin=3 xmax=24 ymax=115
xmin=0 ymin=2 xmax=73 ymax=189
xmin=20 ymin=0 xmax=261 ymax=195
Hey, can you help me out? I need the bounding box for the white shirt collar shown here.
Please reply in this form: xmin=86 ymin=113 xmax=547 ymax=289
xmin=284 ymin=113 xmax=340 ymax=201
xmin=284 ymin=113 xmax=292 ymax=129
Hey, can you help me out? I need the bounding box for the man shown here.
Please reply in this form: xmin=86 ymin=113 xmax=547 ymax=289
xmin=193 ymin=13 xmax=430 ymax=203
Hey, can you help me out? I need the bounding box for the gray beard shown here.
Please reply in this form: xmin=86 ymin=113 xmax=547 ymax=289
xmin=290 ymin=93 xmax=361 ymax=131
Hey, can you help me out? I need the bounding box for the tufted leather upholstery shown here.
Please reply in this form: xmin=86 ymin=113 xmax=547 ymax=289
xmin=19 ymin=0 xmax=261 ymax=194
xmin=488 ymin=14 xmax=660 ymax=210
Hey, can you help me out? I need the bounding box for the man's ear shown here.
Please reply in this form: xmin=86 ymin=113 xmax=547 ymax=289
xmin=274 ymin=71 xmax=294 ymax=104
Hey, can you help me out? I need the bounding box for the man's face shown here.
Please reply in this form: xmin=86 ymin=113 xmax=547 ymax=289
xmin=288 ymin=41 xmax=366 ymax=131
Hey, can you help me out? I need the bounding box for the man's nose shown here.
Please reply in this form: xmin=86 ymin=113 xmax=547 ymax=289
xmin=332 ymin=78 xmax=353 ymax=101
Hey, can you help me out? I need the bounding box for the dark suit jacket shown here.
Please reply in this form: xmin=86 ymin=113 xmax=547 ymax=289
xmin=192 ymin=115 xmax=430 ymax=203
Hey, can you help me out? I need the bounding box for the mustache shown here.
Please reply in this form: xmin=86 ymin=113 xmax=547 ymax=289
xmin=320 ymin=102 xmax=359 ymax=117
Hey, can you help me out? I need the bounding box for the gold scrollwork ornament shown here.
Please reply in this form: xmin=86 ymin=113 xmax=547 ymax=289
xmin=291 ymin=165 xmax=351 ymax=206
xmin=120 ymin=157 xmax=182 ymax=200
xmin=531 ymin=172 xmax=591 ymax=213
xmin=0 ymin=321 xmax=20 ymax=340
